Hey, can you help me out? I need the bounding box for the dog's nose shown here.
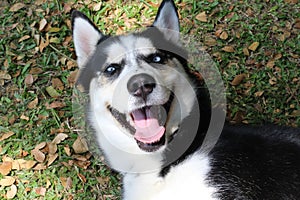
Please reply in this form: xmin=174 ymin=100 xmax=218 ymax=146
xmin=127 ymin=73 xmax=156 ymax=99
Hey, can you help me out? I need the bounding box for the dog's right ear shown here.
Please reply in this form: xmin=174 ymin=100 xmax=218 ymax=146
xmin=71 ymin=10 xmax=103 ymax=68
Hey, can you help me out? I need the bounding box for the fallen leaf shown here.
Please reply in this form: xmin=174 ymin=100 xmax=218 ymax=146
xmin=24 ymin=74 xmax=34 ymax=85
xmin=60 ymin=177 xmax=72 ymax=190
xmin=9 ymin=3 xmax=25 ymax=12
xmin=220 ymin=31 xmax=228 ymax=40
xmin=269 ymin=77 xmax=277 ymax=85
xmin=46 ymin=86 xmax=60 ymax=98
xmin=18 ymin=159 xmax=36 ymax=170
xmin=231 ymin=74 xmax=246 ymax=86
xmin=46 ymin=101 xmax=66 ymax=109
xmin=266 ymin=60 xmax=275 ymax=68
xmin=77 ymin=173 xmax=86 ymax=183
xmin=72 ymin=137 xmax=89 ymax=154
xmin=6 ymin=184 xmax=17 ymax=199
xmin=0 ymin=176 xmax=15 ymax=186
xmin=39 ymin=35 xmax=50 ymax=52
xmin=39 ymin=18 xmax=48 ymax=31
xmin=196 ymin=12 xmax=207 ymax=22
xmin=48 ymin=142 xmax=57 ymax=155
xmin=18 ymin=35 xmax=30 ymax=42
xmin=0 ymin=131 xmax=15 ymax=141
xmin=52 ymin=133 xmax=68 ymax=145
xmin=33 ymin=163 xmax=47 ymax=170
xmin=35 ymin=142 xmax=47 ymax=150
xmin=29 ymin=67 xmax=43 ymax=74
xmin=35 ymin=187 xmax=46 ymax=196
xmin=31 ymin=149 xmax=45 ymax=163
xmin=27 ymin=97 xmax=39 ymax=109
xmin=47 ymin=153 xmax=58 ymax=166
xmin=64 ymin=145 xmax=72 ymax=156
xmin=0 ymin=162 xmax=12 ymax=176
xmin=255 ymin=91 xmax=264 ymax=97
xmin=20 ymin=114 xmax=29 ymax=121
xmin=52 ymin=78 xmax=64 ymax=90
xmin=243 ymin=48 xmax=250 ymax=56
xmin=291 ymin=110 xmax=300 ymax=117
xmin=248 ymin=42 xmax=260 ymax=51
xmin=222 ymin=45 xmax=235 ymax=53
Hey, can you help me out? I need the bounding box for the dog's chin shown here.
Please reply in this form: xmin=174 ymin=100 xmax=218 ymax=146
xmin=107 ymin=94 xmax=174 ymax=152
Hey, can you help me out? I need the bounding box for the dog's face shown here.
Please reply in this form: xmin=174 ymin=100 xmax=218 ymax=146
xmin=72 ymin=1 xmax=197 ymax=154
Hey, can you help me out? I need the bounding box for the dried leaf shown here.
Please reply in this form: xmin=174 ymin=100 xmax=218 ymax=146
xmin=24 ymin=74 xmax=34 ymax=85
xmin=9 ymin=3 xmax=25 ymax=12
xmin=64 ymin=145 xmax=71 ymax=156
xmin=33 ymin=163 xmax=47 ymax=170
xmin=35 ymin=142 xmax=47 ymax=150
xmin=46 ymin=86 xmax=60 ymax=98
xmin=266 ymin=60 xmax=275 ymax=68
xmin=6 ymin=184 xmax=17 ymax=199
xmin=39 ymin=18 xmax=47 ymax=31
xmin=0 ymin=162 xmax=12 ymax=176
xmin=255 ymin=91 xmax=264 ymax=97
xmin=18 ymin=35 xmax=30 ymax=42
xmin=18 ymin=159 xmax=36 ymax=170
xmin=269 ymin=77 xmax=277 ymax=85
xmin=52 ymin=78 xmax=64 ymax=90
xmin=46 ymin=101 xmax=66 ymax=109
xmin=35 ymin=187 xmax=46 ymax=196
xmin=0 ymin=131 xmax=15 ymax=141
xmin=29 ymin=67 xmax=43 ymax=74
xmin=243 ymin=48 xmax=250 ymax=56
xmin=60 ymin=177 xmax=72 ymax=190
xmin=0 ymin=176 xmax=15 ymax=186
xmin=27 ymin=97 xmax=39 ymax=109
xmin=196 ymin=12 xmax=207 ymax=22
xmin=48 ymin=142 xmax=57 ymax=155
xmin=20 ymin=114 xmax=29 ymax=121
xmin=31 ymin=149 xmax=45 ymax=163
xmin=248 ymin=42 xmax=260 ymax=51
xmin=231 ymin=74 xmax=246 ymax=86
xmin=204 ymin=36 xmax=217 ymax=46
xmin=52 ymin=133 xmax=68 ymax=145
xmin=47 ymin=153 xmax=58 ymax=166
xmin=222 ymin=46 xmax=235 ymax=53
xmin=72 ymin=137 xmax=89 ymax=154
xmin=39 ymin=36 xmax=49 ymax=52
xmin=220 ymin=31 xmax=228 ymax=40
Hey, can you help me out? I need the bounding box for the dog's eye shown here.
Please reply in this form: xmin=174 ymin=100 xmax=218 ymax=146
xmin=104 ymin=64 xmax=120 ymax=77
xmin=146 ymin=53 xmax=166 ymax=64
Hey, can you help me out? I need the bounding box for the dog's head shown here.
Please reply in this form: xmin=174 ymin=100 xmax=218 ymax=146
xmin=72 ymin=0 xmax=200 ymax=154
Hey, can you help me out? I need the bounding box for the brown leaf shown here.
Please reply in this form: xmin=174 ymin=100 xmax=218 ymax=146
xmin=77 ymin=173 xmax=86 ymax=183
xmin=35 ymin=142 xmax=47 ymax=150
xmin=0 ymin=176 xmax=15 ymax=186
xmin=72 ymin=137 xmax=89 ymax=154
xmin=254 ymin=91 xmax=264 ymax=97
xmin=47 ymin=153 xmax=58 ymax=166
xmin=220 ymin=31 xmax=228 ymax=40
xmin=18 ymin=159 xmax=36 ymax=170
xmin=0 ymin=162 xmax=12 ymax=176
xmin=29 ymin=67 xmax=43 ymax=74
xmin=46 ymin=101 xmax=66 ymax=109
xmin=243 ymin=48 xmax=250 ymax=56
xmin=266 ymin=60 xmax=275 ymax=68
xmin=64 ymin=145 xmax=71 ymax=156
xmin=269 ymin=77 xmax=277 ymax=85
xmin=24 ymin=74 xmax=34 ymax=85
xmin=67 ymin=70 xmax=78 ymax=87
xmin=196 ymin=12 xmax=207 ymax=22
xmin=48 ymin=142 xmax=57 ymax=155
xmin=52 ymin=78 xmax=64 ymax=90
xmin=52 ymin=133 xmax=68 ymax=145
xmin=31 ymin=149 xmax=46 ymax=163
xmin=33 ymin=163 xmax=47 ymax=170
xmin=222 ymin=46 xmax=235 ymax=53
xmin=39 ymin=18 xmax=48 ymax=31
xmin=6 ymin=184 xmax=17 ymax=199
xmin=0 ymin=131 xmax=15 ymax=141
xmin=27 ymin=97 xmax=39 ymax=109
xmin=248 ymin=42 xmax=260 ymax=51
xmin=231 ymin=74 xmax=246 ymax=86
xmin=9 ymin=3 xmax=25 ymax=12
xmin=60 ymin=177 xmax=72 ymax=190
xmin=204 ymin=36 xmax=217 ymax=46
xmin=35 ymin=187 xmax=46 ymax=196
xmin=18 ymin=35 xmax=30 ymax=42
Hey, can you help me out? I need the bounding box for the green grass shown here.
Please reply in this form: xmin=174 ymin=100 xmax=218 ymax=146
xmin=0 ymin=0 xmax=299 ymax=199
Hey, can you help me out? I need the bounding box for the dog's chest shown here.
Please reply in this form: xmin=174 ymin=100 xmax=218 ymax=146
xmin=123 ymin=154 xmax=217 ymax=200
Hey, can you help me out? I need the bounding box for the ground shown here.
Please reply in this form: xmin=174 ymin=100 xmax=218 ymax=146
xmin=0 ymin=0 xmax=299 ymax=199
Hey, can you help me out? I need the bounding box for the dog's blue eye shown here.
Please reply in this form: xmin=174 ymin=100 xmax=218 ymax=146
xmin=153 ymin=55 xmax=162 ymax=63
xmin=104 ymin=64 xmax=120 ymax=76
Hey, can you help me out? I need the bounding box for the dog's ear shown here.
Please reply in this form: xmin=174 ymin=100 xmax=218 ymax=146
xmin=153 ymin=0 xmax=180 ymax=42
xmin=71 ymin=10 xmax=104 ymax=68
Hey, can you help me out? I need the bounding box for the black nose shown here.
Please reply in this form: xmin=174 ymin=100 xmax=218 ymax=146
xmin=127 ymin=73 xmax=156 ymax=99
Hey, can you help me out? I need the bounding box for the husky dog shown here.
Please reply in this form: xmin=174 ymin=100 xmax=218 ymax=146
xmin=71 ymin=0 xmax=300 ymax=199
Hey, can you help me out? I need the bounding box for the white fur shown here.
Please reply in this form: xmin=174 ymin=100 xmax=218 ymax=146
xmin=73 ymin=18 xmax=101 ymax=68
xmin=123 ymin=153 xmax=217 ymax=200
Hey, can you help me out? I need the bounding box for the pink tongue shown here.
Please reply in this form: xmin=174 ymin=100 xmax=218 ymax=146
xmin=131 ymin=107 xmax=165 ymax=144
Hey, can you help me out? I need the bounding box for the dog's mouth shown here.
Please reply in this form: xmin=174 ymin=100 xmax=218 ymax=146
xmin=108 ymin=94 xmax=174 ymax=152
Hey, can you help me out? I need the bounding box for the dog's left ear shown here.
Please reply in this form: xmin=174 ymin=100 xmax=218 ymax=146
xmin=153 ymin=0 xmax=180 ymax=42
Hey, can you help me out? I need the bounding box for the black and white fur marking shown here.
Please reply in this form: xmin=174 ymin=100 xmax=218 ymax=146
xmin=71 ymin=0 xmax=300 ymax=199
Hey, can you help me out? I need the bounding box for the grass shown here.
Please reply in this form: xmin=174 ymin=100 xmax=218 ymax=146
xmin=0 ymin=0 xmax=299 ymax=199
